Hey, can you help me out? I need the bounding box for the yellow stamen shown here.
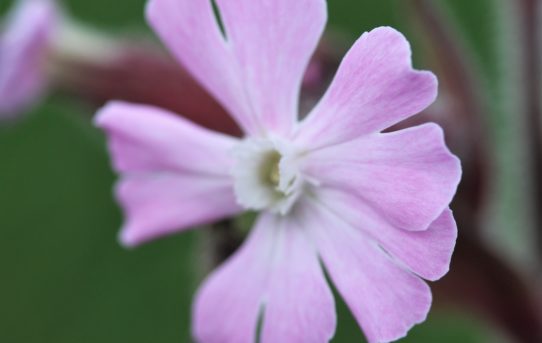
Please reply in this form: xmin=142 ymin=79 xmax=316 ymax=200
xmin=269 ymin=161 xmax=280 ymax=186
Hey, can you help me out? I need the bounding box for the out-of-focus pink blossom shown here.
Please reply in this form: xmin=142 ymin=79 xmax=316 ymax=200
xmin=96 ymin=0 xmax=461 ymax=342
xmin=0 ymin=0 xmax=58 ymax=118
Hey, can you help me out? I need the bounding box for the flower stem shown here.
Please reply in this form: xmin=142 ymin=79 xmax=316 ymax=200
xmin=519 ymin=0 xmax=542 ymax=269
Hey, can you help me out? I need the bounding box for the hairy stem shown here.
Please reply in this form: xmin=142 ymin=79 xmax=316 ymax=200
xmin=519 ymin=0 xmax=542 ymax=267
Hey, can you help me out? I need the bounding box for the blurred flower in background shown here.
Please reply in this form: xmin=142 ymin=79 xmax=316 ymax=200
xmin=0 ymin=0 xmax=541 ymax=343
xmin=0 ymin=0 xmax=58 ymax=118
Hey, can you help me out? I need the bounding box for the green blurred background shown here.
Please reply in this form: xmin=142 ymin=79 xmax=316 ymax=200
xmin=0 ymin=0 xmax=525 ymax=342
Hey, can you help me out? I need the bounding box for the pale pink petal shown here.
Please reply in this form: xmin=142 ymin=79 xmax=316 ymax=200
xmin=261 ymin=216 xmax=336 ymax=343
xmin=95 ymin=101 xmax=239 ymax=175
xmin=116 ymin=174 xmax=241 ymax=247
xmin=300 ymin=199 xmax=432 ymax=343
xmin=214 ymin=0 xmax=327 ymax=134
xmin=193 ymin=213 xmax=335 ymax=343
xmin=146 ymin=0 xmax=257 ymax=133
xmin=296 ymin=27 xmax=438 ymax=149
xmin=193 ymin=214 xmax=277 ymax=343
xmin=0 ymin=0 xmax=58 ymax=118
xmin=146 ymin=0 xmax=327 ymax=136
xmin=317 ymin=188 xmax=457 ymax=281
xmin=95 ymin=101 xmax=242 ymax=246
xmin=301 ymin=123 xmax=461 ymax=232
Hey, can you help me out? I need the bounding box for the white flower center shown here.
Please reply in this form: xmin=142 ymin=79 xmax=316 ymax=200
xmin=232 ymin=138 xmax=304 ymax=215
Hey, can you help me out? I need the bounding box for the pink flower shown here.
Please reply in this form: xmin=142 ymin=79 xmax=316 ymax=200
xmin=96 ymin=0 xmax=461 ymax=342
xmin=0 ymin=0 xmax=58 ymax=118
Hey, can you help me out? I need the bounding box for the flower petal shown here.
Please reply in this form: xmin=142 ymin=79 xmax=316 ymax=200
xmin=146 ymin=0 xmax=257 ymax=133
xmin=193 ymin=213 xmax=335 ymax=343
xmin=317 ymin=188 xmax=457 ymax=281
xmin=95 ymin=101 xmax=242 ymax=246
xmin=214 ymin=0 xmax=327 ymax=135
xmin=95 ymin=101 xmax=239 ymax=176
xmin=296 ymin=27 xmax=438 ymax=149
xmin=116 ymin=174 xmax=241 ymax=247
xmin=300 ymin=198 xmax=432 ymax=343
xmin=261 ymin=215 xmax=336 ymax=343
xmin=0 ymin=0 xmax=58 ymax=117
xmin=146 ymin=0 xmax=327 ymax=136
xmin=193 ymin=214 xmax=276 ymax=343
xmin=301 ymin=123 xmax=461 ymax=232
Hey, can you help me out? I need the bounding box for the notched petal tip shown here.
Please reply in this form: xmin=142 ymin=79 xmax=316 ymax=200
xmin=363 ymin=281 xmax=432 ymax=343
xmin=361 ymin=27 xmax=439 ymax=102
xmin=425 ymin=208 xmax=458 ymax=281
xmin=297 ymin=25 xmax=441 ymax=149
xmin=422 ymin=122 xmax=463 ymax=205
xmin=413 ymin=69 xmax=439 ymax=107
xmin=304 ymin=198 xmax=434 ymax=343
xmin=302 ymin=122 xmax=461 ymax=234
xmin=363 ymin=26 xmax=412 ymax=58
xmin=389 ymin=122 xmax=461 ymax=232
xmin=371 ymin=26 xmax=439 ymax=98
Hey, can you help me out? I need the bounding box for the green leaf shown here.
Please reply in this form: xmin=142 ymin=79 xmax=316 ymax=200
xmin=0 ymin=100 xmax=196 ymax=342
